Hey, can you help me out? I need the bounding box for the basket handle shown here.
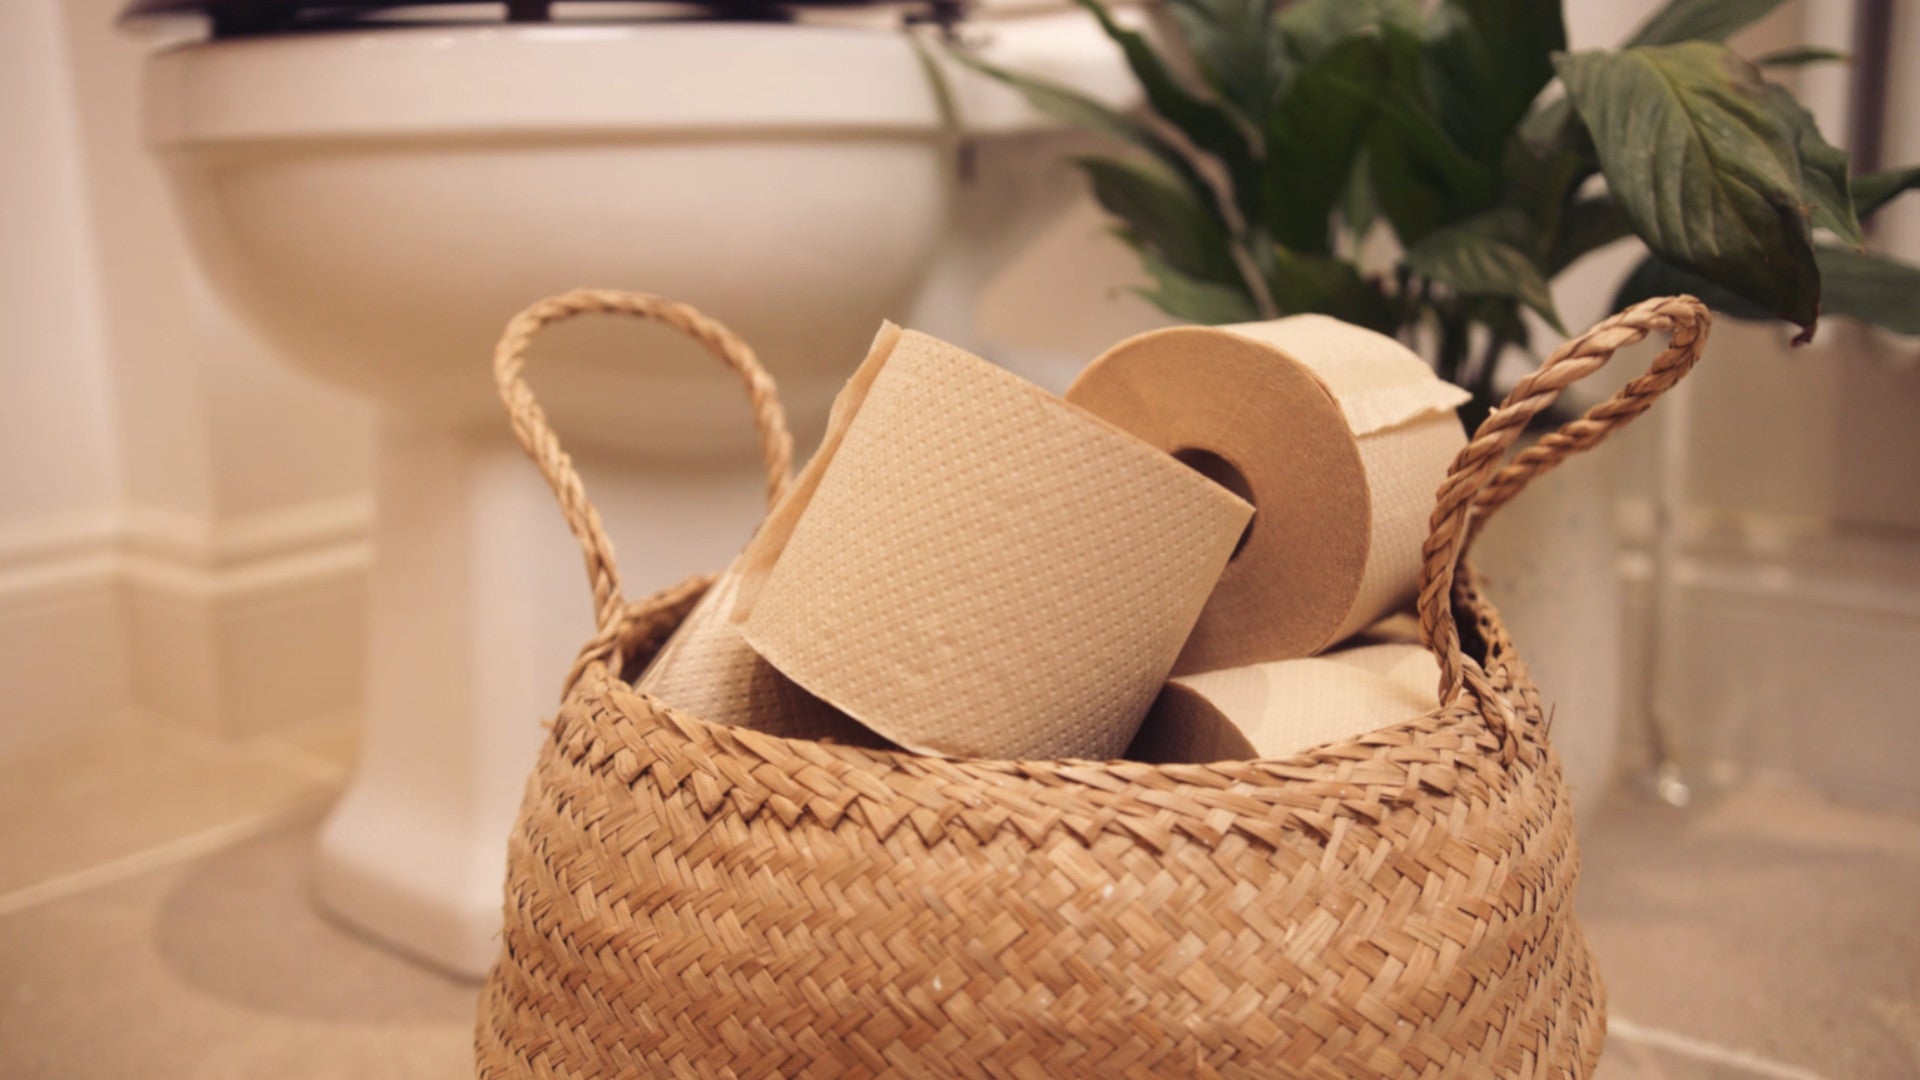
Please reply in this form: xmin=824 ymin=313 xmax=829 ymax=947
xmin=494 ymin=289 xmax=794 ymax=678
xmin=1416 ymin=295 xmax=1711 ymax=735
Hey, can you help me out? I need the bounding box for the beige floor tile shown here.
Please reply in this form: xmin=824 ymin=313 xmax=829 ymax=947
xmin=1580 ymin=777 xmax=1920 ymax=1079
xmin=0 ymin=721 xmax=339 ymax=899
xmin=0 ymin=813 xmax=475 ymax=1080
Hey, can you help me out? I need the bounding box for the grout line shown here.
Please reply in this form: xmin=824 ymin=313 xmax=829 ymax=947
xmin=1611 ymin=1016 xmax=1830 ymax=1080
xmin=0 ymin=799 xmax=330 ymax=920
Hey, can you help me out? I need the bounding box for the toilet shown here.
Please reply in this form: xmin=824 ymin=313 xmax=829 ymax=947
xmin=125 ymin=0 xmax=1135 ymax=976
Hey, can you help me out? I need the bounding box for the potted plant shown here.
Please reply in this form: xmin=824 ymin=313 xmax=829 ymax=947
xmin=951 ymin=0 xmax=1920 ymax=811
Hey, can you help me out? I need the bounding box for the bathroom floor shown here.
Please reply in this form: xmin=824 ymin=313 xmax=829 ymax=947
xmin=1 ymin=720 xmax=1915 ymax=1079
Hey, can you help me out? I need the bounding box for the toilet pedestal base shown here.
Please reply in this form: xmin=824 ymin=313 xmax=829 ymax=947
xmin=314 ymin=420 xmax=767 ymax=977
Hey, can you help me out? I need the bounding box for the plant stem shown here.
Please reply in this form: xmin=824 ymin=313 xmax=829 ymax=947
xmin=1472 ymin=331 xmax=1507 ymax=411
xmin=1232 ymin=233 xmax=1280 ymax=319
xmin=1411 ymin=276 xmax=1436 ymax=348
xmin=1434 ymin=310 xmax=1470 ymax=388
xmin=1391 ymin=269 xmax=1427 ymax=352
xmin=1460 ymin=330 xmax=1509 ymax=435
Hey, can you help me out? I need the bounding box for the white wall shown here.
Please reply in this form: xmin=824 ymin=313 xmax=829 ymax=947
xmin=1 ymin=0 xmax=121 ymax=522
xmin=0 ymin=0 xmax=378 ymax=750
xmin=60 ymin=0 xmax=377 ymax=520
xmin=0 ymin=0 xmax=127 ymax=755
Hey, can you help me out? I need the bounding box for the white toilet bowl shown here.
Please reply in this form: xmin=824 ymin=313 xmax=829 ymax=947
xmin=144 ymin=20 xmax=955 ymax=457
xmin=133 ymin=2 xmax=1133 ymax=975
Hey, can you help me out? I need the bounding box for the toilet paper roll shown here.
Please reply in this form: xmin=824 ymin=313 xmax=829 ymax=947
xmin=1127 ymin=643 xmax=1441 ymax=764
xmin=633 ymin=325 xmax=909 ymax=747
xmin=1066 ymin=315 xmax=1470 ymax=674
xmin=730 ymin=325 xmax=1254 ymax=760
xmin=634 ymin=569 xmax=888 ymax=747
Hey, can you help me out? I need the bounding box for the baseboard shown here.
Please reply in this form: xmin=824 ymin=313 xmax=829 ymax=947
xmin=0 ymin=498 xmax=372 ymax=744
xmin=0 ymin=512 xmax=126 ymax=756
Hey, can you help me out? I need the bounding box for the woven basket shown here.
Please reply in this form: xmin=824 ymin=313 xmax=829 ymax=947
xmin=475 ymin=290 xmax=1712 ymax=1079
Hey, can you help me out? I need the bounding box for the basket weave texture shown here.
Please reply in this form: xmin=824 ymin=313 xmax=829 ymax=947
xmin=474 ymin=291 xmax=1712 ymax=1079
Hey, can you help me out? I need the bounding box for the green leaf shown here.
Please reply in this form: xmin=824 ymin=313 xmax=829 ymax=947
xmin=1557 ymin=43 xmax=1820 ymax=331
xmin=1265 ymin=247 xmax=1396 ymax=331
xmin=1078 ymin=157 xmax=1241 ymax=286
xmin=1754 ymin=45 xmax=1848 ymax=68
xmin=1421 ymin=0 xmax=1566 ymax=165
xmin=1364 ymin=131 xmax=1494 ymax=248
xmin=1814 ymin=247 xmax=1920 ymax=335
xmin=1550 ymin=196 xmax=1635 ymax=272
xmin=943 ymin=46 xmax=1229 ymax=234
xmin=1339 ymin=146 xmax=1381 ymax=242
xmin=1162 ymin=0 xmax=1289 ymax=125
xmin=1133 ymin=249 xmax=1262 ymax=324
xmin=1069 ymin=0 xmax=1265 ymax=231
xmin=1515 ymin=94 xmax=1576 ymax=149
xmin=1260 ymin=32 xmax=1388 ymax=253
xmin=1499 ymin=96 xmax=1603 ymax=255
xmin=1274 ymin=0 xmax=1421 ymax=65
xmin=1853 ymin=165 xmax=1920 ymax=220
xmin=1501 ymin=119 xmax=1598 ymax=254
xmin=1615 ymin=247 xmax=1920 ymax=336
xmin=1359 ymin=22 xmax=1498 ymax=245
xmin=1627 ymin=0 xmax=1789 ymax=47
xmin=1610 ymin=253 xmax=1773 ymax=319
xmin=944 ymin=48 xmax=1152 ymax=153
xmin=1760 ymin=80 xmax=1862 ymax=248
xmin=908 ymin=33 xmax=963 ymax=136
xmin=1406 ymin=217 xmax=1564 ymax=331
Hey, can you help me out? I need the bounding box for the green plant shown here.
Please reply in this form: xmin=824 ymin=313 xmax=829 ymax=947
xmin=953 ymin=0 xmax=1920 ymax=425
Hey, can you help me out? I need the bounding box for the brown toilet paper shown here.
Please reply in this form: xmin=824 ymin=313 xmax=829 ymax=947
xmin=632 ymin=326 xmax=911 ymax=747
xmin=731 ymin=325 xmax=1254 ymax=760
xmin=1127 ymin=643 xmax=1441 ymax=764
xmin=1066 ymin=315 xmax=1469 ymax=674
xmin=634 ymin=569 xmax=887 ymax=746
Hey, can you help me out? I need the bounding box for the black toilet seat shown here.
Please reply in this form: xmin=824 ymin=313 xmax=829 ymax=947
xmin=121 ymin=0 xmax=955 ymax=38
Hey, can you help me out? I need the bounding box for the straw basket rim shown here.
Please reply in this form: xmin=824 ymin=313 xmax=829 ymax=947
xmin=544 ymin=553 xmax=1520 ymax=860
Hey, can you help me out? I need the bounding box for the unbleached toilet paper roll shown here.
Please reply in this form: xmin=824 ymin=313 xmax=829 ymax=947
xmin=1126 ymin=643 xmax=1441 ymax=764
xmin=730 ymin=326 xmax=1254 ymax=760
xmin=1066 ymin=315 xmax=1470 ymax=674
xmin=632 ymin=325 xmax=911 ymax=747
xmin=634 ymin=570 xmax=888 ymax=746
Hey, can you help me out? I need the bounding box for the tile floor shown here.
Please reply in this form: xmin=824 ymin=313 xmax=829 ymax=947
xmin=1581 ymin=778 xmax=1920 ymax=1079
xmin=0 ymin=719 xmax=1914 ymax=1079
